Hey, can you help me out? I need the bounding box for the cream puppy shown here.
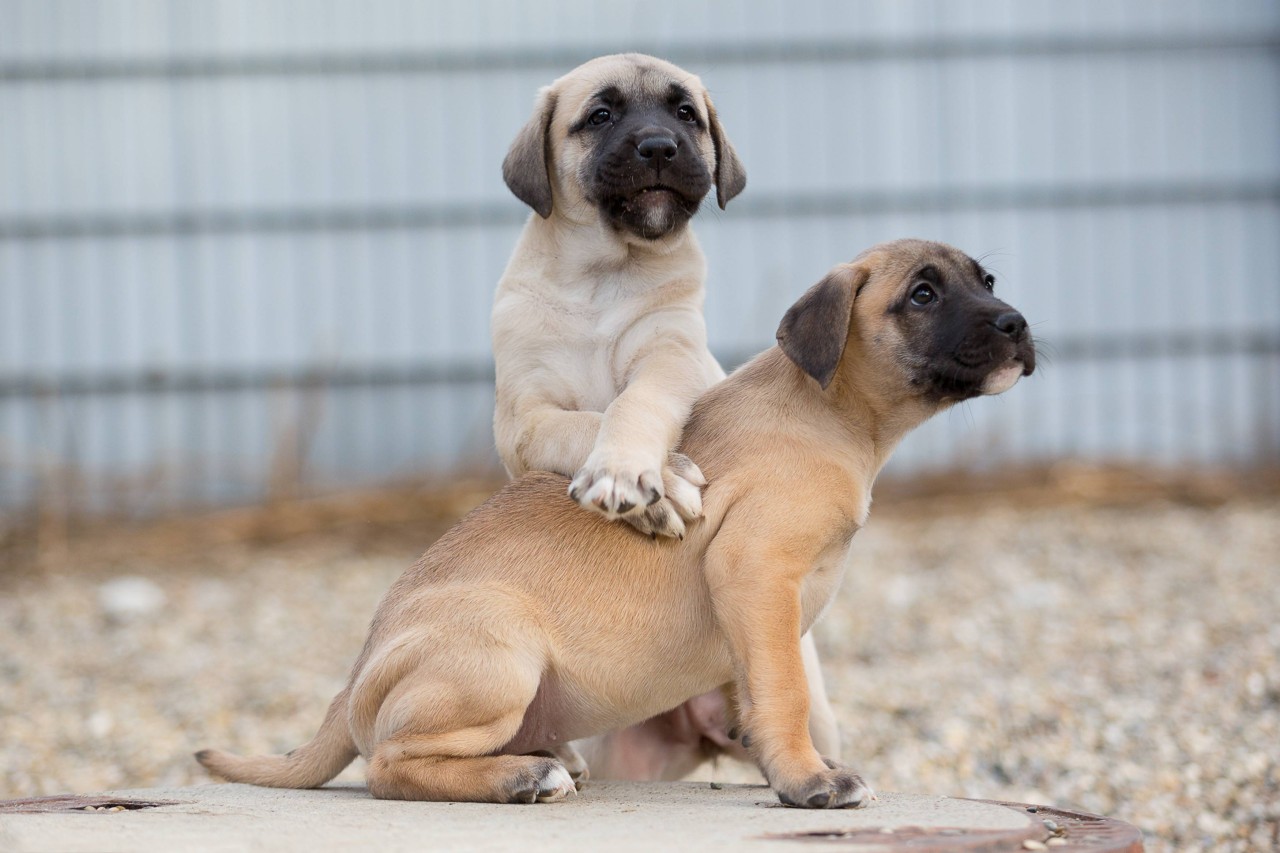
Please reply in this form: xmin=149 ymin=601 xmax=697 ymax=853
xmin=492 ymin=53 xmax=743 ymax=540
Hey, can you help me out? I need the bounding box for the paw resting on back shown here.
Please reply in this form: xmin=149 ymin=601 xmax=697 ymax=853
xmin=568 ymin=454 xmax=663 ymax=519
xmin=622 ymin=453 xmax=706 ymax=539
xmin=568 ymin=452 xmax=706 ymax=539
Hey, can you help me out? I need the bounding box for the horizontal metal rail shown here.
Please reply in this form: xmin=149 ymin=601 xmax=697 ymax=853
xmin=2 ymin=332 xmax=1275 ymax=399
xmin=2 ymin=181 xmax=1277 ymax=241
xmin=1 ymin=33 xmax=1276 ymax=83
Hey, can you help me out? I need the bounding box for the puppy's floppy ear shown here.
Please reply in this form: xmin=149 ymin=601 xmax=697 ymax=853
xmin=776 ymin=263 xmax=869 ymax=390
xmin=704 ymin=95 xmax=746 ymax=210
xmin=502 ymin=87 xmax=557 ymax=218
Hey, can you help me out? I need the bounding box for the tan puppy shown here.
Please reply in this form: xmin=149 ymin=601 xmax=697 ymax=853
xmin=197 ymin=239 xmax=1036 ymax=807
xmin=492 ymin=53 xmax=744 ymax=540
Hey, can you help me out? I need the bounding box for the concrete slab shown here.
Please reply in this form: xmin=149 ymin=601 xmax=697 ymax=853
xmin=0 ymin=782 xmax=1143 ymax=853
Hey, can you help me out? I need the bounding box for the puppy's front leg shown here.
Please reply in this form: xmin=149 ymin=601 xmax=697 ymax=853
xmin=497 ymin=403 xmax=602 ymax=478
xmin=707 ymin=541 xmax=873 ymax=808
xmin=570 ymin=330 xmax=710 ymax=536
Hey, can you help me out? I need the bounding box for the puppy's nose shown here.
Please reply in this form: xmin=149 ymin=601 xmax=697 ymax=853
xmin=636 ymin=135 xmax=678 ymax=164
xmin=993 ymin=311 xmax=1028 ymax=340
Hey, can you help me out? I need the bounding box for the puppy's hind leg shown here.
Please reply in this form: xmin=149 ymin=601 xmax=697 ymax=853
xmin=801 ymin=632 xmax=840 ymax=759
xmin=364 ymin=634 xmax=573 ymax=804
xmin=370 ymin=737 xmax=576 ymax=804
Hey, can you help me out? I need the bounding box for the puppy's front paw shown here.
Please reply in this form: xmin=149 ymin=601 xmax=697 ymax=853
xmin=775 ymin=760 xmax=875 ymax=809
xmin=624 ymin=497 xmax=687 ymax=540
xmin=568 ymin=455 xmax=663 ymax=520
xmin=621 ymin=454 xmax=707 ymax=539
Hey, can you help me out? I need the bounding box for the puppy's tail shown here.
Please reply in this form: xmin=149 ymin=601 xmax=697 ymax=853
xmin=195 ymin=687 xmax=358 ymax=789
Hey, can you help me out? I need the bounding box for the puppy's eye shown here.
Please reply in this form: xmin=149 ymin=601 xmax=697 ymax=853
xmin=676 ymin=104 xmax=697 ymax=123
xmin=588 ymin=108 xmax=612 ymax=126
xmin=983 ymin=274 xmax=996 ymax=292
xmin=910 ymin=284 xmax=936 ymax=306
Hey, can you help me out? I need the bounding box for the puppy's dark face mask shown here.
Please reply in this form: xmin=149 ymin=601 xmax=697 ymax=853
xmin=573 ymin=79 xmax=714 ymax=241
xmin=891 ymin=255 xmax=1037 ymax=402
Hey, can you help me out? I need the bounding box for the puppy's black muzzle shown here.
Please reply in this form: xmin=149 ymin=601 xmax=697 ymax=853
xmin=587 ymin=109 xmax=713 ymax=239
xmin=592 ymin=112 xmax=709 ymax=198
xmin=924 ymin=292 xmax=1037 ymax=401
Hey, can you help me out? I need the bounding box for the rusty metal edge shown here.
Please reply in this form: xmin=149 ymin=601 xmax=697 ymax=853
xmin=757 ymin=799 xmax=1043 ymax=851
xmin=759 ymin=825 xmax=1041 ymax=852
xmin=757 ymin=798 xmax=1145 ymax=852
xmin=977 ymin=799 xmax=1146 ymax=852
xmin=0 ymin=794 xmax=183 ymax=814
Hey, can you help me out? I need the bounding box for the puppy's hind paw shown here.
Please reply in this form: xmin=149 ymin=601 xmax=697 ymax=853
xmin=507 ymin=758 xmax=577 ymax=804
xmin=534 ymin=763 xmax=577 ymax=803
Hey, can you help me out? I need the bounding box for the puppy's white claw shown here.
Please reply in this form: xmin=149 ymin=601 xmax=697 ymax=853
xmin=637 ymin=469 xmax=664 ymax=506
xmin=535 ymin=764 xmax=577 ymax=803
xmin=582 ymin=475 xmax=618 ymax=516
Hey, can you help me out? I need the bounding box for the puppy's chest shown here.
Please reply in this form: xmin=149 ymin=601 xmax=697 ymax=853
xmin=539 ymin=299 xmax=643 ymax=408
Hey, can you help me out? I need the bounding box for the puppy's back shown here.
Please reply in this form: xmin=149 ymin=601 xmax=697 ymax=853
xmin=372 ymin=473 xmax=705 ymax=640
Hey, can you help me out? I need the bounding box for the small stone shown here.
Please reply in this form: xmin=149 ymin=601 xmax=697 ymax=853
xmin=88 ymin=711 xmax=113 ymax=739
xmin=98 ymin=576 xmax=167 ymax=620
xmin=1023 ymin=842 xmax=1048 ymax=851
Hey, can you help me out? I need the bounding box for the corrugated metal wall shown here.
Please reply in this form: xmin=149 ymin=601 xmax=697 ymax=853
xmin=1 ymin=0 xmax=1278 ymax=513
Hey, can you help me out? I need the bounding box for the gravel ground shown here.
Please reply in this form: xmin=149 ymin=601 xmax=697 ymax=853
xmin=1 ymin=485 xmax=1277 ymax=851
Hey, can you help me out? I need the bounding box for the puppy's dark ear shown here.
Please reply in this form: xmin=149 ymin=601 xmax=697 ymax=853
xmin=502 ymin=87 xmax=557 ymax=218
xmin=776 ymin=264 xmax=868 ymax=389
xmin=705 ymin=95 xmax=746 ymax=210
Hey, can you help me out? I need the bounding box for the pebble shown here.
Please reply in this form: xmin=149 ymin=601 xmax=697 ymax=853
xmin=97 ymin=576 xmax=166 ymax=620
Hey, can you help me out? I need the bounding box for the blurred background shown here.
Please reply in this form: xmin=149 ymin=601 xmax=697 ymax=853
xmin=1 ymin=0 xmax=1276 ymax=515
xmin=1 ymin=3 xmax=1278 ymax=850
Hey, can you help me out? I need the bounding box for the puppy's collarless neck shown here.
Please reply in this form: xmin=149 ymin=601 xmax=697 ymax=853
xmin=539 ymin=214 xmax=695 ymax=262
xmin=534 ymin=224 xmax=703 ymax=287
